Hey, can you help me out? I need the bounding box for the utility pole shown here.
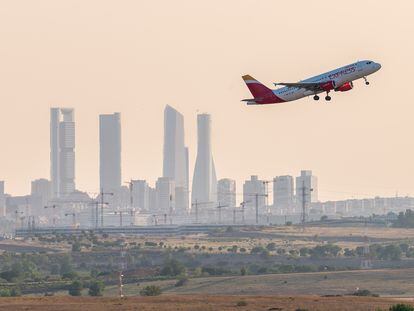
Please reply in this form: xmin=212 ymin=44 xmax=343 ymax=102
xmin=100 ymin=188 xmax=114 ymax=228
xmin=191 ymin=201 xmax=212 ymax=224
xmin=114 ymin=210 xmax=128 ymax=227
xmin=300 ymin=180 xmax=313 ymax=231
xmin=216 ymin=203 xmax=227 ymax=224
xmin=118 ymin=243 xmax=127 ymax=298
xmin=44 ymin=205 xmax=58 ymax=227
xmin=254 ymin=193 xmax=268 ymax=225
xmin=361 ymin=220 xmax=372 ymax=269
xmin=194 ymin=200 xmax=199 ymax=223
xmin=169 ymin=194 xmax=173 ymax=225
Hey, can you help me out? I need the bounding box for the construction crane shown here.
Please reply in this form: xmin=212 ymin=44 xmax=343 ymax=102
xmin=233 ymin=200 xmax=250 ymax=224
xmin=216 ymin=203 xmax=228 ymax=224
xmin=245 ymin=192 xmax=268 ymax=224
xmin=191 ymin=201 xmax=213 ymax=223
xmin=114 ymin=210 xmax=130 ymax=227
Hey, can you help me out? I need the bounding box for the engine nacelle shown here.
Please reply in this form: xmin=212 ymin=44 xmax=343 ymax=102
xmin=321 ymin=81 xmax=336 ymax=92
xmin=335 ymin=81 xmax=353 ymax=92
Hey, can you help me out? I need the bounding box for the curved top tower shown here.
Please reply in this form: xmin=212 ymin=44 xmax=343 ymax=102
xmin=191 ymin=113 xmax=217 ymax=205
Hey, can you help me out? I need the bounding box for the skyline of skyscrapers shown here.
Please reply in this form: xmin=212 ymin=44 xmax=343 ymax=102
xmin=99 ymin=112 xmax=122 ymax=194
xmin=50 ymin=108 xmax=76 ymax=198
xmin=191 ymin=113 xmax=217 ymax=206
xmin=1 ymin=106 xmax=330 ymax=226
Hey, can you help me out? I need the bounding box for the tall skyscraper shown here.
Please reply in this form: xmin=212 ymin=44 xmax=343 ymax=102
xmin=273 ymin=175 xmax=294 ymax=213
xmin=296 ymin=170 xmax=318 ymax=207
xmin=0 ymin=181 xmax=5 ymax=217
xmin=99 ymin=113 xmax=122 ymax=193
xmin=218 ymin=178 xmax=236 ymax=208
xmin=191 ymin=113 xmax=217 ymax=205
xmin=163 ymin=105 xmax=189 ymax=212
xmin=50 ymin=108 xmax=75 ymax=198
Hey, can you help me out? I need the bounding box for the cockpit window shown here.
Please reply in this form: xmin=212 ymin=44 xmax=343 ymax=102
xmin=366 ymin=61 xmax=372 ymax=64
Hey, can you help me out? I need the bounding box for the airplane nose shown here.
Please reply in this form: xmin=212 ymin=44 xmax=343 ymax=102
xmin=376 ymin=63 xmax=382 ymax=70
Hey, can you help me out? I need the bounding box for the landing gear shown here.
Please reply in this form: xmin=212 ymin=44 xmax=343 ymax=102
xmin=363 ymin=76 xmax=370 ymax=85
xmin=325 ymin=95 xmax=331 ymax=101
xmin=313 ymin=95 xmax=320 ymax=101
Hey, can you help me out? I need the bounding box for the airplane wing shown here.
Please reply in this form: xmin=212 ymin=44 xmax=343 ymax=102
xmin=274 ymin=81 xmax=334 ymax=91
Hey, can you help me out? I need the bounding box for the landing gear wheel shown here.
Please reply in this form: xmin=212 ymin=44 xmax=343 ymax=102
xmin=365 ymin=81 xmax=370 ymax=85
xmin=325 ymin=95 xmax=331 ymax=101
xmin=313 ymin=95 xmax=320 ymax=101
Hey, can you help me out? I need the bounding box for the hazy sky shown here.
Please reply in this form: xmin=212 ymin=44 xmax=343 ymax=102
xmin=0 ymin=0 xmax=413 ymax=201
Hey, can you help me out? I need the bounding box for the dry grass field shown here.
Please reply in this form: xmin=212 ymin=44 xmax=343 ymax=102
xmin=0 ymin=295 xmax=412 ymax=311
xmin=103 ymin=268 xmax=414 ymax=297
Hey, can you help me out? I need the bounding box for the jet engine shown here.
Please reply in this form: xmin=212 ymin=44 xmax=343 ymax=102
xmin=321 ymin=81 xmax=336 ymax=92
xmin=335 ymin=81 xmax=353 ymax=92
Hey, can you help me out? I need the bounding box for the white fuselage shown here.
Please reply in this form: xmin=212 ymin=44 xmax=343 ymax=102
xmin=274 ymin=60 xmax=381 ymax=102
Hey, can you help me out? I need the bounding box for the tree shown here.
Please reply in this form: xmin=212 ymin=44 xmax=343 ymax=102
xmin=250 ymin=246 xmax=266 ymax=254
xmin=380 ymin=244 xmax=402 ymax=261
xmin=59 ymin=255 xmax=73 ymax=276
xmin=68 ymin=280 xmax=83 ymax=296
xmin=266 ymin=243 xmax=276 ymax=251
xmin=299 ymin=248 xmax=309 ymax=257
xmin=140 ymin=285 xmax=162 ymax=296
xmin=240 ymin=267 xmax=247 ymax=276
xmin=10 ymin=287 xmax=21 ymax=297
xmin=0 ymin=289 xmax=11 ymax=297
xmin=399 ymin=243 xmax=409 ymax=253
xmin=88 ymin=280 xmax=105 ymax=296
xmin=72 ymin=242 xmax=81 ymax=252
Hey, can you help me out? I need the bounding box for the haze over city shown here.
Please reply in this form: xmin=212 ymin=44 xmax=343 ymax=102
xmin=2 ymin=1 xmax=414 ymax=309
xmin=0 ymin=1 xmax=413 ymax=201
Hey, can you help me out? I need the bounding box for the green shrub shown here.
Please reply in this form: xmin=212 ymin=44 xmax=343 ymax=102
xmin=88 ymin=280 xmax=105 ymax=296
xmin=140 ymin=285 xmax=162 ymax=296
xmin=236 ymin=300 xmax=247 ymax=307
xmin=175 ymin=277 xmax=188 ymax=287
xmin=68 ymin=280 xmax=83 ymax=296
xmin=389 ymin=304 xmax=414 ymax=311
xmin=0 ymin=289 xmax=11 ymax=297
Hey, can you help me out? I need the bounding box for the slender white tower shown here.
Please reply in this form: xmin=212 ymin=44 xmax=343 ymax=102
xmin=191 ymin=113 xmax=217 ymax=205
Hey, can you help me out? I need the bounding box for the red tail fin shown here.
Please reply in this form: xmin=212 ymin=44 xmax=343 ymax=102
xmin=242 ymin=75 xmax=274 ymax=99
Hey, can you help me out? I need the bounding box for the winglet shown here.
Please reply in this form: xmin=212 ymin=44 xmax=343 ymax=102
xmin=242 ymin=75 xmax=257 ymax=83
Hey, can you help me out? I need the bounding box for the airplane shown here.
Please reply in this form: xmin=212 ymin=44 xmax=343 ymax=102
xmin=242 ymin=60 xmax=381 ymax=105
